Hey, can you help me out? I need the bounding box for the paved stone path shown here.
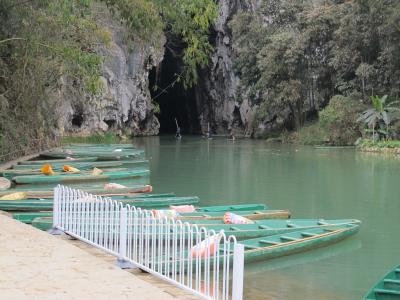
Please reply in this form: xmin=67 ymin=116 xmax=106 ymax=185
xmin=0 ymin=214 xmax=184 ymax=300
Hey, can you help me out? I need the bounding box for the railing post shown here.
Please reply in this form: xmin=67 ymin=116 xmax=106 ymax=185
xmin=48 ymin=185 xmax=64 ymax=235
xmin=116 ymin=207 xmax=136 ymax=269
xmin=232 ymin=243 xmax=244 ymax=300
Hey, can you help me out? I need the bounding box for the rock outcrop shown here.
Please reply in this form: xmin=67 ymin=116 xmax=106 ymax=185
xmin=56 ymin=1 xmax=270 ymax=138
xmin=194 ymin=0 xmax=260 ymax=137
xmin=57 ymin=7 xmax=164 ymax=137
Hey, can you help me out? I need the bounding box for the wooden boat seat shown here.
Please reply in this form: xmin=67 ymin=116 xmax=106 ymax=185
xmin=258 ymin=239 xmax=280 ymax=245
xmin=230 ymin=226 xmax=241 ymax=231
xmin=373 ymin=288 xmax=400 ymax=296
xmin=322 ymin=228 xmax=336 ymax=232
xmin=383 ymin=278 xmax=400 ymax=287
xmin=244 ymin=245 xmax=259 ymax=250
xmin=280 ymin=236 xmax=299 ymax=242
xmin=286 ymin=223 xmax=299 ymax=228
xmin=300 ymin=232 xmax=318 ymax=237
xmin=258 ymin=225 xmax=271 ymax=229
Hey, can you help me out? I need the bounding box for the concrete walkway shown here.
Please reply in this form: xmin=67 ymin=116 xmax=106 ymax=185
xmin=0 ymin=214 xmax=183 ymax=300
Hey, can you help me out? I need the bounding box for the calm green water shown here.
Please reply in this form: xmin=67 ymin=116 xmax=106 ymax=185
xmin=135 ymin=136 xmax=400 ymax=300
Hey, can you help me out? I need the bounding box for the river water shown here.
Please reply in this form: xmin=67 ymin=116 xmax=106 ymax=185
xmin=135 ymin=136 xmax=400 ymax=300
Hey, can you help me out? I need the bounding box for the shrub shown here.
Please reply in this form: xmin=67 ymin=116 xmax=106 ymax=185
xmin=281 ymin=123 xmax=327 ymax=145
xmin=319 ymin=95 xmax=366 ymax=145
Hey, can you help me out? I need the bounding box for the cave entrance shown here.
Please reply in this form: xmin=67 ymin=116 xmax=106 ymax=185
xmin=149 ymin=38 xmax=200 ymax=134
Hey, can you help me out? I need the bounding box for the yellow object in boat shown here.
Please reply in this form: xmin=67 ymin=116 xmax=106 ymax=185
xmin=0 ymin=177 xmax=11 ymax=190
xmin=41 ymin=164 xmax=55 ymax=175
xmin=63 ymin=165 xmax=80 ymax=173
xmin=0 ymin=192 xmax=26 ymax=200
xmin=91 ymin=168 xmax=103 ymax=176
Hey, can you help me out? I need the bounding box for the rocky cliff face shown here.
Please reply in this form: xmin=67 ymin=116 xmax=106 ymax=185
xmin=195 ymin=0 xmax=260 ymax=137
xmin=57 ymin=8 xmax=164 ymax=137
xmin=57 ymin=1 xmax=265 ymax=138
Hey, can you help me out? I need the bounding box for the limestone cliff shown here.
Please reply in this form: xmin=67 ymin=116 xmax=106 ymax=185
xmin=195 ymin=0 xmax=260 ymax=137
xmin=57 ymin=7 xmax=164 ymax=137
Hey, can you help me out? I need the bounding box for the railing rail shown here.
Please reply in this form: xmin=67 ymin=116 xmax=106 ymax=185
xmin=52 ymin=185 xmax=244 ymax=300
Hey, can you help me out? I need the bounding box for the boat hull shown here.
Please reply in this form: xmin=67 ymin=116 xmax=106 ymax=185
xmin=364 ymin=264 xmax=400 ymax=300
xmin=0 ymin=196 xmax=199 ymax=211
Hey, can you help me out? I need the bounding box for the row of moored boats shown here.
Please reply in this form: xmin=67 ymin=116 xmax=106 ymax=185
xmin=0 ymin=143 xmax=362 ymax=265
xmin=3 ymin=143 xmax=393 ymax=298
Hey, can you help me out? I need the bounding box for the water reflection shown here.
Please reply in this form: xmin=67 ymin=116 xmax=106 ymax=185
xmin=245 ymin=237 xmax=361 ymax=274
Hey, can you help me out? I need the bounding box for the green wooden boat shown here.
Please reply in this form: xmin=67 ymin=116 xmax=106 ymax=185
xmin=0 ymin=184 xmax=152 ymax=198
xmin=13 ymin=212 xmax=53 ymax=223
xmin=62 ymin=144 xmax=136 ymax=149
xmin=238 ymin=223 xmax=359 ymax=263
xmin=179 ymin=209 xmax=290 ymax=221
xmin=119 ymin=197 xmax=200 ymax=207
xmin=28 ymin=209 xmax=290 ymax=232
xmin=57 ymin=144 xmax=136 ymax=150
xmin=364 ymin=264 xmax=400 ymax=300
xmin=4 ymin=177 xmax=151 ymax=192
xmin=20 ymin=157 xmax=99 ymax=165
xmin=2 ymin=167 xmax=135 ymax=180
xmin=12 ymin=170 xmax=150 ymax=185
xmin=11 ymin=193 xmax=176 ymax=223
xmin=193 ymin=204 xmax=266 ymax=212
xmin=44 ymin=146 xmax=141 ymax=153
xmin=126 ymin=193 xmax=176 ymax=199
xmin=31 ymin=217 xmax=53 ymax=231
xmin=0 ymin=196 xmax=199 ymax=211
xmin=40 ymin=149 xmax=145 ymax=160
xmin=185 ymin=219 xmax=360 ymax=239
xmin=13 ymin=160 xmax=149 ymax=171
xmin=31 ymin=218 xmax=359 ymax=242
xmin=155 ymin=223 xmax=360 ymax=268
xmin=12 ymin=204 xmax=268 ymax=224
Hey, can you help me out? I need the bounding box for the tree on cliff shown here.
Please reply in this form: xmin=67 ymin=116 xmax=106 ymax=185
xmin=0 ymin=0 xmax=218 ymax=160
xmin=0 ymin=0 xmax=107 ymax=160
xmin=102 ymin=0 xmax=218 ymax=88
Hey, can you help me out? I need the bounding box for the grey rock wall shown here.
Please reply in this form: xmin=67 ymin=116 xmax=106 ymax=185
xmin=57 ymin=1 xmax=268 ymax=138
xmin=195 ymin=0 xmax=260 ymax=137
xmin=57 ymin=8 xmax=164 ymax=137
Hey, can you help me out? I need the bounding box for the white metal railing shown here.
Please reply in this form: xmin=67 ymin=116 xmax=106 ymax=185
xmin=51 ymin=185 xmax=244 ymax=300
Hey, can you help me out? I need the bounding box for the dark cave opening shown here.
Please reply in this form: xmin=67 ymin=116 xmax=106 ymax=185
xmin=149 ymin=38 xmax=200 ymax=134
xmin=71 ymin=113 xmax=83 ymax=128
xmin=103 ymin=119 xmax=116 ymax=129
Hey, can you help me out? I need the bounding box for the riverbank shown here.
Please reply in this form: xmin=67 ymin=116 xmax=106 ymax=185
xmin=0 ymin=213 xmax=195 ymax=299
xmin=356 ymin=139 xmax=400 ymax=155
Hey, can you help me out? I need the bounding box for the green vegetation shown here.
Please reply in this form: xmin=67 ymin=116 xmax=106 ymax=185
xmin=281 ymin=124 xmax=327 ymax=146
xmin=357 ymin=138 xmax=400 ymax=153
xmin=231 ymin=0 xmax=400 ymax=144
xmin=319 ymin=96 xmax=366 ymax=145
xmin=0 ymin=0 xmax=218 ymax=162
xmin=358 ymin=139 xmax=400 ymax=149
xmin=0 ymin=0 xmax=107 ymax=162
xmin=103 ymin=0 xmax=218 ymax=88
xmin=357 ymin=95 xmax=400 ymax=140
xmin=61 ymin=133 xmax=124 ymax=145
xmin=282 ymin=95 xmax=366 ymax=145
